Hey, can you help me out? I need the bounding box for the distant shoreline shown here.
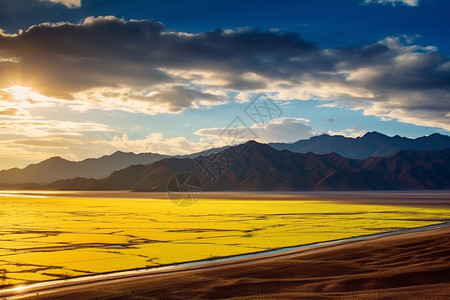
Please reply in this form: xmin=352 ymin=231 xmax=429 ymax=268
xmin=1 ymin=190 xmax=450 ymax=208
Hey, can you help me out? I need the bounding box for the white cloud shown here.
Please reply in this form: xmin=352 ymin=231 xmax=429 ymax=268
xmin=0 ymin=56 xmax=20 ymax=63
xmin=325 ymin=127 xmax=367 ymax=138
xmin=363 ymin=0 xmax=419 ymax=6
xmin=110 ymin=133 xmax=214 ymax=155
xmin=195 ymin=117 xmax=314 ymax=143
xmin=39 ymin=0 xmax=81 ymax=8
xmin=0 ymin=86 xmax=66 ymax=118
xmin=0 ymin=119 xmax=114 ymax=169
xmin=0 ymin=120 xmax=113 ymax=137
xmin=71 ymin=85 xmax=228 ymax=115
xmin=362 ymin=92 xmax=450 ymax=131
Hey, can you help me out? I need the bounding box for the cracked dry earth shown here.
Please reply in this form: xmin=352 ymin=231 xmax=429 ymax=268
xmin=0 ymin=195 xmax=448 ymax=288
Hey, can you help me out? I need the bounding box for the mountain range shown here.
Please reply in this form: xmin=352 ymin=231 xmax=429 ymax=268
xmin=0 ymin=151 xmax=168 ymax=184
xmin=0 ymin=146 xmax=228 ymax=185
xmin=0 ymin=132 xmax=449 ymax=190
xmin=47 ymin=141 xmax=450 ymax=191
xmin=269 ymin=132 xmax=450 ymax=159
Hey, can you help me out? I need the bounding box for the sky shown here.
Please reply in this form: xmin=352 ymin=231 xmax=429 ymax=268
xmin=0 ymin=0 xmax=449 ymax=169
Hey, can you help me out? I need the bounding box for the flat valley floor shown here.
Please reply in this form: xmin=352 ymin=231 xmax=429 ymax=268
xmin=0 ymin=191 xmax=449 ymax=299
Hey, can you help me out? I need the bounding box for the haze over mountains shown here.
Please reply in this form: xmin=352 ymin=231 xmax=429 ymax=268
xmin=0 ymin=132 xmax=449 ymax=190
xmin=48 ymin=141 xmax=450 ymax=191
xmin=0 ymin=147 xmax=227 ymax=185
xmin=0 ymin=151 xmax=168 ymax=184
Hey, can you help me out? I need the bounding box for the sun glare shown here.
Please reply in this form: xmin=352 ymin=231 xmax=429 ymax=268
xmin=2 ymin=85 xmax=32 ymax=102
xmin=2 ymin=85 xmax=62 ymax=104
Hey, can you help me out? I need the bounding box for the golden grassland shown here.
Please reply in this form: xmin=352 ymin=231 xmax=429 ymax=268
xmin=0 ymin=195 xmax=449 ymax=287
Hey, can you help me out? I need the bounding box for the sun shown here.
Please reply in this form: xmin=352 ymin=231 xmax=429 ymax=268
xmin=2 ymin=85 xmax=33 ymax=101
xmin=2 ymin=85 xmax=62 ymax=104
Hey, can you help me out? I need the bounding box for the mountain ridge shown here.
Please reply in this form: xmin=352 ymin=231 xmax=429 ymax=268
xmin=0 ymin=152 xmax=169 ymax=184
xmin=269 ymin=132 xmax=450 ymax=159
xmin=1 ymin=132 xmax=449 ymax=186
xmin=46 ymin=141 xmax=450 ymax=191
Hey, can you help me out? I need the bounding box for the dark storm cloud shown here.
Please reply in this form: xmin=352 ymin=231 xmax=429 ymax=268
xmin=0 ymin=0 xmax=82 ymax=34
xmin=0 ymin=17 xmax=317 ymax=95
xmin=363 ymin=0 xmax=418 ymax=6
xmin=0 ymin=16 xmax=449 ymax=128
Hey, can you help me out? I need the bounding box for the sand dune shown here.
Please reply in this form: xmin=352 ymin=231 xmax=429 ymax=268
xmin=6 ymin=225 xmax=449 ymax=299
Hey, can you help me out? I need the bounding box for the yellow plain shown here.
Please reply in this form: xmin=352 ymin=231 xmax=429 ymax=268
xmin=0 ymin=196 xmax=448 ymax=287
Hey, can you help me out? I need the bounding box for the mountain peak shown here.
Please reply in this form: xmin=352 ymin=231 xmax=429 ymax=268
xmin=111 ymin=150 xmax=130 ymax=156
xmin=234 ymin=140 xmax=273 ymax=152
xmin=44 ymin=156 xmax=67 ymax=162
xmin=242 ymin=139 xmax=261 ymax=146
xmin=428 ymin=133 xmax=445 ymax=137
xmin=363 ymin=131 xmax=386 ymax=137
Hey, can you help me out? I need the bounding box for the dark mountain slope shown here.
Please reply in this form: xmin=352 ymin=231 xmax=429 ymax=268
xmin=47 ymin=141 xmax=450 ymax=191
